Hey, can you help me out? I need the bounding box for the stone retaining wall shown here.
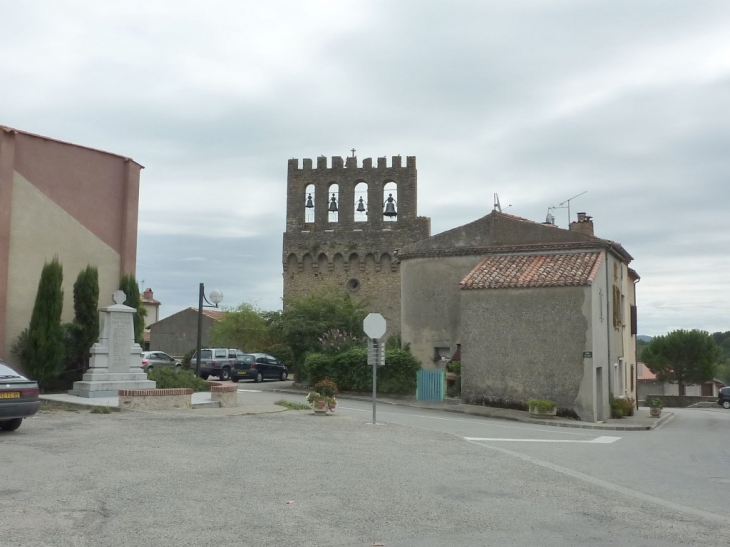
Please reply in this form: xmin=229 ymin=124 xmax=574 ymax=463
xmin=644 ymin=394 xmax=717 ymax=408
xmin=211 ymin=384 xmax=237 ymax=408
xmin=119 ymin=388 xmax=193 ymax=410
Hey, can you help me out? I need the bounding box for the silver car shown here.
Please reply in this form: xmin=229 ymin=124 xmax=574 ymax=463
xmin=141 ymin=351 xmax=182 ymax=373
xmin=0 ymin=361 xmax=40 ymax=432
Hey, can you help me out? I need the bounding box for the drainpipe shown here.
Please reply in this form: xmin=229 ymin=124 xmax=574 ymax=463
xmin=604 ymin=252 xmax=611 ymax=420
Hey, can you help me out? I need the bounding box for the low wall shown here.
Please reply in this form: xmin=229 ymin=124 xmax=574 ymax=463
xmin=644 ymin=394 xmax=716 ymax=408
xmin=119 ymin=388 xmax=193 ymax=410
xmin=211 ymin=384 xmax=238 ymax=407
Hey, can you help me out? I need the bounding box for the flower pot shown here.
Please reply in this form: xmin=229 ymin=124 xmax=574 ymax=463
xmin=313 ymin=399 xmax=328 ymax=415
xmin=528 ymin=404 xmax=557 ymax=418
xmin=328 ymin=401 xmax=337 ymax=412
xmin=445 ymin=372 xmax=457 ymax=387
xmin=649 ymin=406 xmax=662 ymax=418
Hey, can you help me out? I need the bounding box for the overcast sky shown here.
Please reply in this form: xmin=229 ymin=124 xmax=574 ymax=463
xmin=2 ymin=1 xmax=729 ymax=336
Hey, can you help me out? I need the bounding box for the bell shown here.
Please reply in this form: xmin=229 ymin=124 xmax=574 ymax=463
xmin=383 ymin=193 xmax=397 ymax=217
xmin=305 ymin=194 xmax=314 ymax=208
xmin=356 ymin=197 xmax=366 ymax=212
xmin=328 ymin=193 xmax=338 ymax=212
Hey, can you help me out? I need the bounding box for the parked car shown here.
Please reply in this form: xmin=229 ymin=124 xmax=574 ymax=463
xmin=190 ymin=348 xmax=247 ymax=381
xmin=0 ymin=361 xmax=40 ymax=432
xmin=232 ymin=353 xmax=288 ymax=383
xmin=718 ymin=386 xmax=730 ymax=409
xmin=141 ymin=351 xmax=182 ymax=373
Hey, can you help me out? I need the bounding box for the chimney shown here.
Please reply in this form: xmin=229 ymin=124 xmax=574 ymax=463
xmin=569 ymin=212 xmax=594 ymax=237
xmin=143 ymin=288 xmax=153 ymax=301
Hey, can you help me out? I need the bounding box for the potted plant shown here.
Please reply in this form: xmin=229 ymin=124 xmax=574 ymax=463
xmin=307 ymin=392 xmax=329 ymax=415
xmin=526 ymin=398 xmax=558 ymax=418
xmin=307 ymin=379 xmax=339 ymax=416
xmin=648 ymin=397 xmax=662 ymax=417
xmin=445 ymin=360 xmax=460 ymax=387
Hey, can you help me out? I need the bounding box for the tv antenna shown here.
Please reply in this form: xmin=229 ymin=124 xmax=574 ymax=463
xmin=493 ymin=193 xmax=512 ymax=213
xmin=548 ymin=191 xmax=586 ymax=226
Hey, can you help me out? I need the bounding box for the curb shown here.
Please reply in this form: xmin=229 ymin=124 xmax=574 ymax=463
xmin=268 ymin=388 xmax=672 ymax=431
xmin=39 ymin=398 xmax=121 ymax=412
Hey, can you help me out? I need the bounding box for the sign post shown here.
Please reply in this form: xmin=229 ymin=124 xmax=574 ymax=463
xmin=363 ymin=313 xmax=387 ymax=424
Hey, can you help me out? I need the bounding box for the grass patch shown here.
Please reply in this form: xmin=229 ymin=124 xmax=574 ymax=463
xmin=39 ymin=403 xmax=80 ymax=413
xmin=275 ymin=400 xmax=310 ymax=410
xmin=90 ymin=405 xmax=112 ymax=414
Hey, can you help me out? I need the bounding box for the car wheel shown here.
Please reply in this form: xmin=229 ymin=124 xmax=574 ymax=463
xmin=723 ymin=400 xmax=730 ymax=409
xmin=231 ymin=377 xmax=239 ymax=383
xmin=201 ymin=374 xmax=210 ymax=380
xmin=176 ymin=364 xmax=182 ymax=368
xmin=146 ymin=366 xmax=153 ymax=373
xmin=280 ymin=371 xmax=288 ymax=381
xmin=220 ymin=367 xmax=231 ymax=381
xmin=254 ymin=372 xmax=263 ymax=383
xmin=0 ymin=418 xmax=23 ymax=432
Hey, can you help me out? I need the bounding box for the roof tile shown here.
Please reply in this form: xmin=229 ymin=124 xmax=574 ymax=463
xmin=460 ymin=252 xmax=604 ymax=290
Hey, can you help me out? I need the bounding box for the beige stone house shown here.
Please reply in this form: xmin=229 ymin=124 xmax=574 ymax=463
xmin=399 ymin=210 xmax=639 ymax=422
xmin=0 ymin=126 xmax=142 ymax=372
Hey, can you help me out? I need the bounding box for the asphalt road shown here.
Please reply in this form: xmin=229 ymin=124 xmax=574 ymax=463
xmin=1 ymin=390 xmax=729 ymax=547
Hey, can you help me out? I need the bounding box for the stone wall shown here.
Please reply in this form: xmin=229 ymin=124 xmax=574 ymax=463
xmin=148 ymin=308 xmax=217 ymax=356
xmin=211 ymin=384 xmax=238 ymax=407
xmin=460 ymin=286 xmax=589 ymax=415
xmin=643 ymin=394 xmax=718 ymax=408
xmin=118 ymin=388 xmax=193 ymax=410
xmin=283 ymin=156 xmax=430 ymax=337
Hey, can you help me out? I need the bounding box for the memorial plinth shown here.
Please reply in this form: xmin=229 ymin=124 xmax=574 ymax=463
xmin=69 ymin=291 xmax=155 ymax=397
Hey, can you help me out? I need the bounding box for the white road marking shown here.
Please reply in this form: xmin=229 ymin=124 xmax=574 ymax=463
xmin=467 ymin=440 xmax=730 ymax=525
xmin=465 ymin=436 xmax=621 ymax=444
xmin=337 ymin=406 xmax=598 ymax=437
xmin=237 ymin=389 xmax=263 ymax=393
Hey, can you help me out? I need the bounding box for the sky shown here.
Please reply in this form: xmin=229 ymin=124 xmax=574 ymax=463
xmin=2 ymin=0 xmax=729 ymax=336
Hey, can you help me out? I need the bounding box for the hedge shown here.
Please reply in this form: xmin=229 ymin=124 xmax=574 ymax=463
xmin=297 ymin=347 xmax=420 ymax=395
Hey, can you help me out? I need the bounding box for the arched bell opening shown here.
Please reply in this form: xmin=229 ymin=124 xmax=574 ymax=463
xmin=354 ymin=182 xmax=368 ymax=222
xmin=304 ymin=184 xmax=315 ymax=223
xmin=383 ymin=181 xmax=398 ymax=222
xmin=328 ymin=183 xmax=339 ymax=223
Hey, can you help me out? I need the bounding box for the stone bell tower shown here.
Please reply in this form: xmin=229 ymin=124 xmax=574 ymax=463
xmin=282 ymin=155 xmax=430 ymax=336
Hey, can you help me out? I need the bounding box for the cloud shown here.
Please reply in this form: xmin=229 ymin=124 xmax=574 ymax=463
xmin=2 ymin=0 xmax=729 ymax=335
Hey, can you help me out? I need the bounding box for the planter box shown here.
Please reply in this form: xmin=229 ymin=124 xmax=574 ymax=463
xmin=528 ymin=404 xmax=557 ymax=418
xmin=118 ymin=388 xmax=193 ymax=410
xmin=211 ymin=385 xmax=238 ymax=408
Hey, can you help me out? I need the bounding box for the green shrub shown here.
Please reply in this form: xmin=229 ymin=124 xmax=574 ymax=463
xmin=617 ymin=398 xmax=634 ymax=417
xmin=298 ymin=347 xmax=420 ymax=395
xmin=147 ymin=367 xmax=210 ymax=392
xmin=446 ymin=360 xmax=461 ymax=374
xmin=526 ymin=398 xmax=558 ymax=412
xmin=181 ymin=348 xmax=196 ymax=369
xmin=610 ymin=400 xmax=624 ymax=418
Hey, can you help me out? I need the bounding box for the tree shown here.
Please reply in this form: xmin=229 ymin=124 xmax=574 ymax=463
xmin=70 ymin=265 xmax=100 ymax=372
xmin=643 ymin=330 xmax=721 ymax=395
xmin=25 ymin=257 xmax=65 ymax=388
xmin=278 ymin=288 xmax=368 ymax=368
xmin=119 ymin=274 xmax=147 ymax=346
xmin=210 ymin=303 xmax=272 ymax=351
xmin=711 ymin=331 xmax=730 ymax=383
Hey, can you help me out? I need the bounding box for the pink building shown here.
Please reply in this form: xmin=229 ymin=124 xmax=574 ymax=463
xmin=0 ymin=125 xmax=142 ymax=371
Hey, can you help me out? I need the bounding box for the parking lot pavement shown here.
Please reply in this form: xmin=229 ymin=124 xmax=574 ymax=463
xmin=2 ymin=406 xmax=729 ymax=547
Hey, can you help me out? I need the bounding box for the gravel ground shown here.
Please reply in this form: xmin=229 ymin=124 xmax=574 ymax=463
xmin=1 ymin=408 xmax=728 ymax=547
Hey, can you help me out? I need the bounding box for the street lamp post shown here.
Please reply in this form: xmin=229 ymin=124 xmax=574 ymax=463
xmin=195 ymin=283 xmax=223 ymax=377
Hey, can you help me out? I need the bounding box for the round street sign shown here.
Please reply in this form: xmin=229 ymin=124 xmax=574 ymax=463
xmin=363 ymin=313 xmax=387 ymax=339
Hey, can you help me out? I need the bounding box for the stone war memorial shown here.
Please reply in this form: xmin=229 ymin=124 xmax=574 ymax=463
xmin=69 ymin=290 xmax=155 ymax=397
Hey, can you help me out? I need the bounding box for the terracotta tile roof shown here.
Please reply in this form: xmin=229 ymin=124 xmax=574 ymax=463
xmin=186 ymin=307 xmax=226 ymax=320
xmin=460 ymin=251 xmax=604 ymax=290
xmin=637 ymin=363 xmax=656 ymax=380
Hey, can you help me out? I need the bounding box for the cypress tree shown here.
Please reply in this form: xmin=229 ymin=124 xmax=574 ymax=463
xmin=72 ymin=265 xmax=100 ymax=372
xmin=119 ymin=274 xmax=147 ymax=346
xmin=26 ymin=257 xmax=65 ymax=388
